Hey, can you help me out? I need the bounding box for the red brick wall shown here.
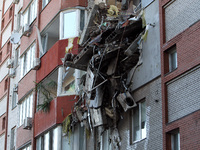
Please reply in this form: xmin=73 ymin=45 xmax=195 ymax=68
xmin=18 ymin=70 xmax=36 ymax=100
xmin=39 ymin=0 xmax=60 ymax=31
xmin=16 ymin=126 xmax=33 ymax=149
xmin=61 ymin=0 xmax=87 ymax=10
xmin=160 ymin=0 xmax=200 ymax=150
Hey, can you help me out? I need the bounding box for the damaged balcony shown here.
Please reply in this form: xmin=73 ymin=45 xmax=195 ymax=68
xmin=35 ymin=68 xmax=79 ymax=136
xmin=61 ymin=2 xmax=154 ymax=149
xmin=36 ymin=37 xmax=79 ymax=83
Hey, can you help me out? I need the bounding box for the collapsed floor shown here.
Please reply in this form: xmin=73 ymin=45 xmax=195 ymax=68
xmin=62 ymin=2 xmax=151 ymax=149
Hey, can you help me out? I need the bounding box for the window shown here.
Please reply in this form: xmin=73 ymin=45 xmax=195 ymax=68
xmin=61 ymin=68 xmax=76 ymax=96
xmin=10 ymin=127 xmax=16 ymax=150
xmin=36 ymin=126 xmax=62 ymax=150
xmin=42 ymin=0 xmax=50 ymax=9
xmin=2 ymin=117 xmax=6 ymax=130
xmin=62 ymin=124 xmax=85 ymax=150
xmin=167 ymin=129 xmax=180 ymax=150
xmin=7 ymin=41 xmax=11 ymax=54
xmin=0 ymin=52 xmax=2 ymax=63
xmin=19 ymin=144 xmax=31 ymax=150
xmin=2 ymin=19 xmax=4 ymax=30
xmin=169 ymin=46 xmax=177 ymax=72
xmin=19 ymin=93 xmax=33 ymax=126
xmin=12 ymin=89 xmax=18 ymax=109
xmin=4 ymin=78 xmax=8 ymax=91
xmin=9 ymin=6 xmax=13 ymax=18
xmin=2 ymin=22 xmax=12 ymax=47
xmin=60 ymin=9 xmax=86 ymax=39
xmin=23 ymin=0 xmax=37 ymax=26
xmin=20 ymin=43 xmax=35 ymax=77
xmin=16 ymin=11 xmax=22 ymax=31
xmin=132 ymin=100 xmax=146 ymax=142
xmin=15 ymin=47 xmax=20 ymax=67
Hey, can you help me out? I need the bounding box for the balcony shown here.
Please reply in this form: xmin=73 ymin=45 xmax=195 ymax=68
xmin=36 ymin=37 xmax=79 ymax=82
xmin=34 ymin=95 xmax=76 ymax=137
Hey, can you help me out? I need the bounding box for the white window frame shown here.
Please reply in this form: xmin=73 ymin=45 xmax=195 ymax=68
xmin=169 ymin=48 xmax=177 ymax=72
xmin=36 ymin=126 xmax=62 ymax=150
xmin=60 ymin=8 xmax=86 ymax=40
xmin=20 ymin=43 xmax=36 ymax=78
xmin=12 ymin=89 xmax=17 ymax=109
xmin=19 ymin=93 xmax=33 ymax=126
xmin=171 ymin=130 xmax=180 ymax=150
xmin=23 ymin=0 xmax=37 ymax=26
xmin=19 ymin=144 xmax=31 ymax=150
xmin=10 ymin=127 xmax=16 ymax=150
xmin=132 ymin=100 xmax=146 ymax=143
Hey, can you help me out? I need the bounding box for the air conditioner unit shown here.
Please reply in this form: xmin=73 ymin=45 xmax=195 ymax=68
xmin=9 ymin=68 xmax=16 ymax=78
xmin=90 ymin=108 xmax=107 ymax=127
xmin=32 ymin=58 xmax=40 ymax=70
xmin=22 ymin=24 xmax=31 ymax=37
xmin=23 ymin=117 xmax=32 ymax=130
xmin=6 ymin=58 xmax=13 ymax=68
xmin=13 ymin=0 xmax=19 ymax=4
xmin=117 ymin=91 xmax=137 ymax=112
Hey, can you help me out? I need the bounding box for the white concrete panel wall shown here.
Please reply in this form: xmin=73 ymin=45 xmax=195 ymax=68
xmin=0 ymin=60 xmax=9 ymax=82
xmin=0 ymin=134 xmax=5 ymax=150
xmin=2 ymin=22 xmax=12 ymax=47
xmin=0 ymin=0 xmax=3 ymax=30
xmin=0 ymin=96 xmax=7 ymax=116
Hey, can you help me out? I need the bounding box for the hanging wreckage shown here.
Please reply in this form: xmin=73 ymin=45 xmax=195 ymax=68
xmin=62 ymin=2 xmax=153 ymax=149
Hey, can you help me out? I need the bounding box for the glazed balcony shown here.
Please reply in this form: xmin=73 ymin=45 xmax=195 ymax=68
xmin=34 ymin=95 xmax=76 ymax=137
xmin=36 ymin=38 xmax=79 ymax=83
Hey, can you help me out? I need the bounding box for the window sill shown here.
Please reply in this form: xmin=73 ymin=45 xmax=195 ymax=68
xmin=164 ymin=68 xmax=178 ymax=76
xmin=132 ymin=137 xmax=147 ymax=145
xmin=11 ymin=105 xmax=17 ymax=111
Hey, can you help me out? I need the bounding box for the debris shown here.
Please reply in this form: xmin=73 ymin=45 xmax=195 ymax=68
xmin=62 ymin=1 xmax=153 ymax=148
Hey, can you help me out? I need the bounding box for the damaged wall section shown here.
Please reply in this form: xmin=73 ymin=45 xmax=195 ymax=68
xmin=62 ymin=0 xmax=162 ymax=149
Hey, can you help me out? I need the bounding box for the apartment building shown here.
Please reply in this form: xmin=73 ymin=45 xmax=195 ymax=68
xmin=160 ymin=0 xmax=200 ymax=150
xmin=5 ymin=0 xmax=200 ymax=150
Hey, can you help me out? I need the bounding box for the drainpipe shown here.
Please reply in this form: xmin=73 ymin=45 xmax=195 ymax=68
xmin=32 ymin=1 xmax=42 ymax=150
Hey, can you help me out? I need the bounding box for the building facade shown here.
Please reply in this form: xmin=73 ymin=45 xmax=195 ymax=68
xmin=0 ymin=0 xmax=199 ymax=150
xmin=160 ymin=0 xmax=200 ymax=150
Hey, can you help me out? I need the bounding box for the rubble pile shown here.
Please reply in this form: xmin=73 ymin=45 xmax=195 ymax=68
xmin=63 ymin=2 xmax=149 ymax=149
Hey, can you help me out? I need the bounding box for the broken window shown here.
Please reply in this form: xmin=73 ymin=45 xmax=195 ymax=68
xmin=132 ymin=100 xmax=146 ymax=142
xmin=60 ymin=9 xmax=86 ymax=39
